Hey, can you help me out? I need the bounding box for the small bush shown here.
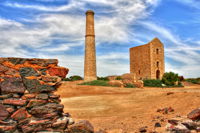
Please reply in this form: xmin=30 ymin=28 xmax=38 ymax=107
xmin=186 ymin=78 xmax=200 ymax=84
xmin=79 ymin=80 xmax=109 ymax=86
xmin=115 ymin=76 xmax=122 ymax=80
xmin=62 ymin=78 xmax=71 ymax=81
xmin=143 ymin=79 xmax=162 ymax=87
xmin=63 ymin=75 xmax=83 ymax=81
xmin=124 ymin=83 xmax=136 ymax=88
xmin=97 ymin=77 xmax=109 ymax=81
xmin=162 ymin=72 xmax=179 ymax=86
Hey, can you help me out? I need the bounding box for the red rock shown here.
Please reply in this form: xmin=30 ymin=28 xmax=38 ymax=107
xmin=49 ymin=93 xmax=60 ymax=99
xmin=157 ymin=107 xmax=174 ymax=114
xmin=21 ymin=94 xmax=36 ymax=100
xmin=41 ymin=75 xmax=61 ymax=83
xmin=0 ymin=104 xmax=9 ymax=120
xmin=108 ymin=80 xmax=124 ymax=87
xmin=121 ymin=73 xmax=137 ymax=84
xmin=6 ymin=107 xmax=15 ymax=113
xmin=29 ymin=119 xmax=50 ymax=125
xmin=21 ymin=119 xmax=52 ymax=133
xmin=0 ymin=125 xmax=16 ymax=132
xmin=3 ymin=98 xmax=27 ymax=106
xmin=41 ymin=112 xmax=59 ymax=119
xmin=28 ymin=58 xmax=58 ymax=67
xmin=0 ymin=77 xmax=26 ymax=94
xmin=21 ymin=125 xmax=34 ymax=133
xmin=29 ymin=103 xmax=64 ymax=116
xmin=133 ymin=80 xmax=144 ymax=88
xmin=0 ymin=94 xmax=13 ymax=99
xmin=187 ymin=108 xmax=200 ymax=120
xmin=36 ymin=93 xmax=49 ymax=100
xmin=27 ymin=99 xmax=47 ymax=108
xmin=67 ymin=120 xmax=94 ymax=133
xmin=48 ymin=67 xmax=68 ymax=78
xmin=11 ymin=108 xmax=31 ymax=120
xmin=0 ymin=120 xmax=10 ymax=125
xmin=4 ymin=68 xmax=20 ymax=76
xmin=52 ymin=116 xmax=68 ymax=129
xmin=0 ymin=64 xmax=8 ymax=73
xmin=17 ymin=118 xmax=31 ymax=128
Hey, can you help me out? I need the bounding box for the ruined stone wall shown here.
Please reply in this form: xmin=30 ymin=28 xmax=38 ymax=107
xmin=130 ymin=38 xmax=165 ymax=79
xmin=130 ymin=43 xmax=151 ymax=80
xmin=0 ymin=57 xmax=71 ymax=133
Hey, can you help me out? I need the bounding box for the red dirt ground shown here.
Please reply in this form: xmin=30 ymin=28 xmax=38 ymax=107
xmin=56 ymin=81 xmax=200 ymax=133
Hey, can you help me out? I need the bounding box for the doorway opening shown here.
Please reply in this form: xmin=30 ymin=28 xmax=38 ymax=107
xmin=156 ymin=70 xmax=160 ymax=79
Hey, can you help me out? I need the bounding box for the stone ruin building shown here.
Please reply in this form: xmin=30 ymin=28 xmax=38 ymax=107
xmin=130 ymin=38 xmax=165 ymax=80
xmin=84 ymin=10 xmax=97 ymax=81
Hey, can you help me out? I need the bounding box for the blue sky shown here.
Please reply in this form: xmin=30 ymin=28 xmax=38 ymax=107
xmin=0 ymin=0 xmax=199 ymax=78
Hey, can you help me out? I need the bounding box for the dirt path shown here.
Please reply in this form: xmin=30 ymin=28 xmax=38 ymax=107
xmin=56 ymin=81 xmax=200 ymax=133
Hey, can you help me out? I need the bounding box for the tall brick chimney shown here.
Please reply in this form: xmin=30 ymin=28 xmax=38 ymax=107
xmin=84 ymin=10 xmax=97 ymax=81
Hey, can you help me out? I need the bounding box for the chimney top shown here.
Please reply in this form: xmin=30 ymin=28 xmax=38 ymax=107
xmin=86 ymin=10 xmax=95 ymax=15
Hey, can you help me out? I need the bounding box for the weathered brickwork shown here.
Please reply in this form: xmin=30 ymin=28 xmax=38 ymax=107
xmin=84 ymin=10 xmax=97 ymax=81
xmin=0 ymin=57 xmax=95 ymax=133
xmin=0 ymin=57 xmax=72 ymax=133
xmin=130 ymin=38 xmax=165 ymax=80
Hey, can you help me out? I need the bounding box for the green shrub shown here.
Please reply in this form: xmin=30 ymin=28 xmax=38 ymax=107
xmin=63 ymin=75 xmax=83 ymax=81
xmin=70 ymin=75 xmax=83 ymax=81
xmin=143 ymin=79 xmax=162 ymax=87
xmin=186 ymin=78 xmax=200 ymax=84
xmin=62 ymin=78 xmax=71 ymax=81
xmin=124 ymin=83 xmax=136 ymax=88
xmin=79 ymin=80 xmax=109 ymax=86
xmin=97 ymin=77 xmax=109 ymax=81
xmin=162 ymin=72 xmax=179 ymax=86
xmin=115 ymin=76 xmax=122 ymax=80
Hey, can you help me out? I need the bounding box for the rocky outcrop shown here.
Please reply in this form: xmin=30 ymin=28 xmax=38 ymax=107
xmin=166 ymin=108 xmax=200 ymax=132
xmin=108 ymin=80 xmax=124 ymax=87
xmin=0 ymin=57 xmax=73 ymax=133
xmin=121 ymin=73 xmax=136 ymax=84
xmin=66 ymin=120 xmax=94 ymax=133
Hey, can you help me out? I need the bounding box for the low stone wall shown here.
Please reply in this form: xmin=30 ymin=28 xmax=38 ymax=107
xmin=0 ymin=57 xmax=71 ymax=133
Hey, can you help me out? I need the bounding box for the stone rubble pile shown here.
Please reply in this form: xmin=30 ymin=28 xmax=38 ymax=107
xmin=0 ymin=57 xmax=75 ymax=133
xmin=157 ymin=107 xmax=174 ymax=114
xmin=166 ymin=108 xmax=200 ymax=132
xmin=107 ymin=73 xmax=144 ymax=88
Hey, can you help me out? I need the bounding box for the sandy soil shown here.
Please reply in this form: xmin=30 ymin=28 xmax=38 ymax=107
xmin=55 ymin=81 xmax=200 ymax=133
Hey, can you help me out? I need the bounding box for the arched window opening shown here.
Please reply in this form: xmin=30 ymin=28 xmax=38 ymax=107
xmin=156 ymin=48 xmax=159 ymax=54
xmin=157 ymin=61 xmax=159 ymax=67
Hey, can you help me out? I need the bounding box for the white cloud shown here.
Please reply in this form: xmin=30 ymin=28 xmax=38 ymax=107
xmin=98 ymin=52 xmax=129 ymax=60
xmin=4 ymin=1 xmax=85 ymax=12
xmin=166 ymin=62 xmax=200 ymax=78
xmin=0 ymin=0 xmax=160 ymax=77
xmin=38 ymin=43 xmax=82 ymax=52
xmin=4 ymin=0 xmax=159 ymax=44
xmin=140 ymin=21 xmax=200 ymax=78
xmin=4 ymin=0 xmax=200 ymax=78
xmin=141 ymin=21 xmax=184 ymax=46
xmin=36 ymin=52 xmax=129 ymax=77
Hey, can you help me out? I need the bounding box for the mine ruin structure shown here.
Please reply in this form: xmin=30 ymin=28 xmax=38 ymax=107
xmin=84 ymin=10 xmax=97 ymax=81
xmin=130 ymin=38 xmax=165 ymax=80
